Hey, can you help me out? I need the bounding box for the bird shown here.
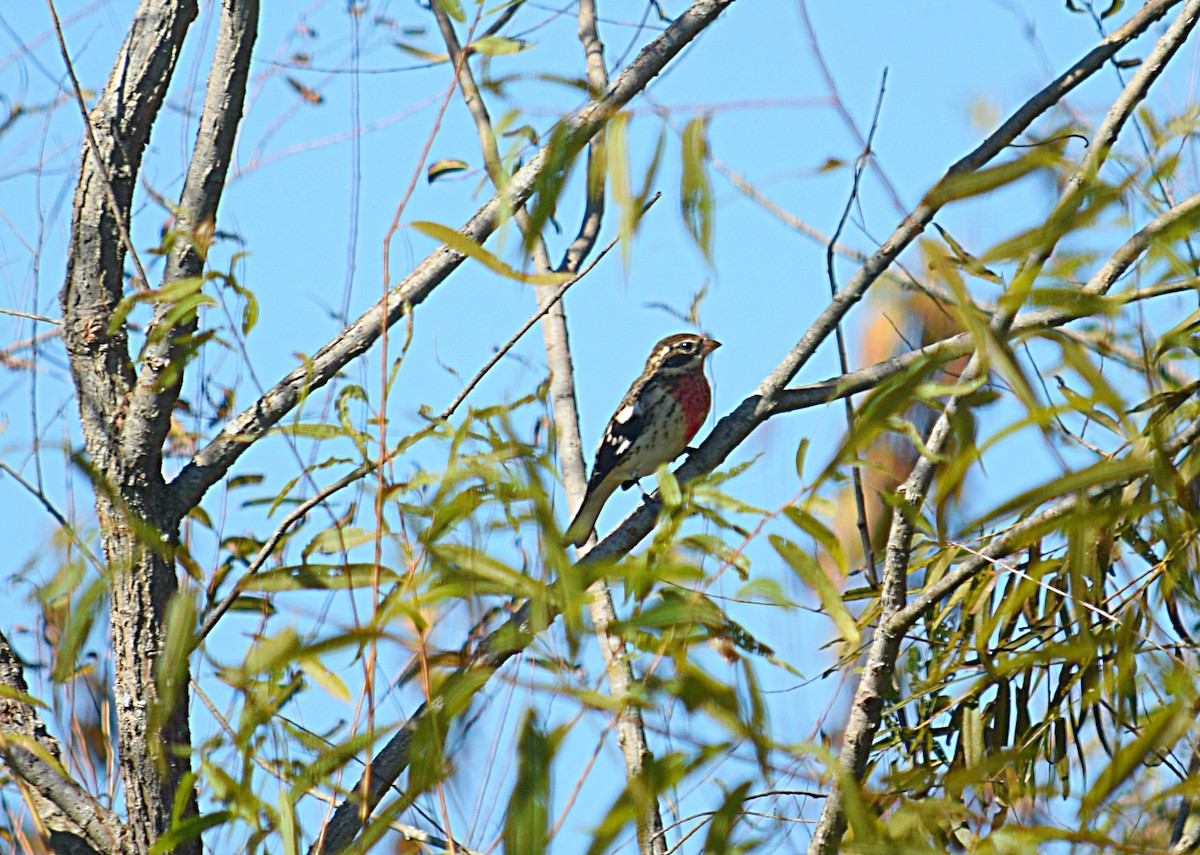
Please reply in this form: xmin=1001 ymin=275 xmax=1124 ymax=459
xmin=564 ymin=332 xmax=720 ymax=548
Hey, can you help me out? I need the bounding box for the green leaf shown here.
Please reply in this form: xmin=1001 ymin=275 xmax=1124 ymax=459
xmin=303 ymin=526 xmax=377 ymax=557
xmin=703 ymin=781 xmax=752 ymax=853
xmin=471 ymin=35 xmax=530 ymax=56
xmin=411 ymin=221 xmax=573 ymax=285
xmin=770 ymin=535 xmax=860 ymax=645
xmin=0 ymin=684 xmax=48 ymax=709
xmin=393 ymin=41 xmax=449 ymax=64
xmin=227 ymin=474 xmax=264 ymax=490
xmin=242 ymin=563 xmax=398 ymax=592
xmin=504 ymin=712 xmax=556 ymax=855
xmin=435 ymin=0 xmax=465 ymax=22
xmin=607 ymin=112 xmax=635 ymax=269
xmin=1079 ymin=702 xmax=1190 ymax=818
xmin=275 ymin=422 xmax=344 ymax=439
xmin=681 ymin=115 xmax=714 ymax=260
xmin=970 ymin=457 xmax=1152 ymax=530
xmin=239 ymin=627 xmax=301 ymax=678
xmin=148 ymin=811 xmax=234 ymax=854
xmin=925 ymin=149 xmax=1052 ymax=207
xmin=794 ymin=437 xmax=810 ymax=481
xmin=50 ymin=579 xmax=106 ymax=684
xmin=657 ymin=467 xmax=682 ymax=509
xmin=298 ymin=655 xmax=350 ymax=702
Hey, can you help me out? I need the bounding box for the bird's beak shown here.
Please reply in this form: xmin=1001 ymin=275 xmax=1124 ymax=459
xmin=701 ymin=337 xmax=721 ymax=355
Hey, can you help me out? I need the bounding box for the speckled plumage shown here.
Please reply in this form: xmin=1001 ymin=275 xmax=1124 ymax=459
xmin=564 ymin=333 xmax=720 ymax=548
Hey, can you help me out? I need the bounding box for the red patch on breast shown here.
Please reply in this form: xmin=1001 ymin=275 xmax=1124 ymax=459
xmin=673 ymin=372 xmax=711 ymax=442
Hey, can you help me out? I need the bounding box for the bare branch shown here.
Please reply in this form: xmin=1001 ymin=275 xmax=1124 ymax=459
xmin=54 ymin=0 xmax=203 ymax=850
xmin=123 ymin=0 xmax=259 ymax=469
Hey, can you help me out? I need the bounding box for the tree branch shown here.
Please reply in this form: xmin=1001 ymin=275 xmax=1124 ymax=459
xmin=0 ymin=629 xmax=124 ymax=855
xmin=123 ymin=0 xmax=259 ymax=470
xmin=55 ymin=0 xmax=203 ymax=851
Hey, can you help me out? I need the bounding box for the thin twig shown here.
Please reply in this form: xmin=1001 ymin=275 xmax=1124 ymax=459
xmin=0 ymin=307 xmax=61 ymax=325
xmin=825 ymin=68 xmax=887 ymax=587
xmin=0 ymin=460 xmax=104 ymax=574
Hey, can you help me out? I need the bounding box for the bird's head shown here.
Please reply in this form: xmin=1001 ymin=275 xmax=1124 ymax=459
xmin=646 ymin=332 xmax=721 ymax=376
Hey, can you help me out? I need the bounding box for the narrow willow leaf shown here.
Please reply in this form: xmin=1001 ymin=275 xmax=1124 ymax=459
xmin=795 ymin=437 xmax=810 ymax=480
xmin=658 ymin=466 xmax=682 ymax=509
xmin=434 ymin=0 xmax=465 ymax=22
xmin=427 ymin=158 xmax=469 ymax=183
xmin=147 ymin=812 xmax=234 ymax=855
xmin=681 ymin=114 xmax=714 ymax=259
xmin=393 ymin=41 xmax=449 ymax=64
xmin=770 ymin=535 xmax=860 ymax=645
xmin=279 ymin=790 xmax=299 ymax=855
xmin=303 ymin=526 xmax=377 ymax=557
xmin=607 ymin=112 xmax=635 ymax=269
xmin=970 ymin=457 xmax=1151 ymax=529
xmin=504 ymin=712 xmax=554 ymax=855
xmin=925 ymin=148 xmax=1052 ymax=206
xmin=274 ymin=422 xmax=344 ymax=439
xmin=227 ymin=473 xmax=264 ymax=490
xmin=243 ymin=563 xmax=398 ymax=591
xmin=471 ymin=35 xmax=530 ymax=56
xmin=0 ymin=684 xmax=48 ymax=709
xmin=703 ymin=781 xmax=752 ymax=853
xmin=51 ymin=579 xmax=106 ymax=684
xmin=240 ymin=627 xmax=301 ymax=678
xmin=298 ymin=656 xmax=350 ymax=702
xmin=962 ymin=703 xmax=984 ymax=768
xmin=411 ymin=221 xmax=572 ymax=285
xmin=1079 ymin=702 xmax=1190 ymax=818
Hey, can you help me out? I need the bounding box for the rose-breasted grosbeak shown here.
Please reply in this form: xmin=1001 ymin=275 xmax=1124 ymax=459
xmin=564 ymin=332 xmax=720 ymax=547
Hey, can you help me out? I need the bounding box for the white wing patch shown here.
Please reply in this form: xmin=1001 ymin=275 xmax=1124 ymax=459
xmin=614 ymin=402 xmax=637 ymax=424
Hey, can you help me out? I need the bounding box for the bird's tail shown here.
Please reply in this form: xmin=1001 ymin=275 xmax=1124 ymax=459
xmin=563 ymin=479 xmax=618 ymax=548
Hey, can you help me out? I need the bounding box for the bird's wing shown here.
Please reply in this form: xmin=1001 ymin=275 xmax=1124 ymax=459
xmin=586 ymin=391 xmax=646 ymax=492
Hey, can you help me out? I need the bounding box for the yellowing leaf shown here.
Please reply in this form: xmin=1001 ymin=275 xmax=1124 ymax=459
xmin=435 ymin=0 xmax=465 ymax=22
xmin=471 ymin=36 xmax=530 ymax=56
xmin=394 ymin=41 xmax=449 ymax=64
xmin=427 ymin=158 xmax=469 ymax=183
xmin=770 ymin=535 xmax=860 ymax=645
xmin=299 ymin=656 xmax=350 ymax=702
xmin=411 ymin=221 xmax=572 ymax=285
xmin=681 ymin=115 xmax=714 ymax=260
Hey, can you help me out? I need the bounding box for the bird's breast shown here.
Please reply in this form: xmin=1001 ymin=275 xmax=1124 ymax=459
xmin=672 ymin=372 xmax=711 ymax=442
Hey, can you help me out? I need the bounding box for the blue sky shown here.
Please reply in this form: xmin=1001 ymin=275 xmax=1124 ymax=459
xmin=2 ymin=0 xmax=1197 ymax=850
